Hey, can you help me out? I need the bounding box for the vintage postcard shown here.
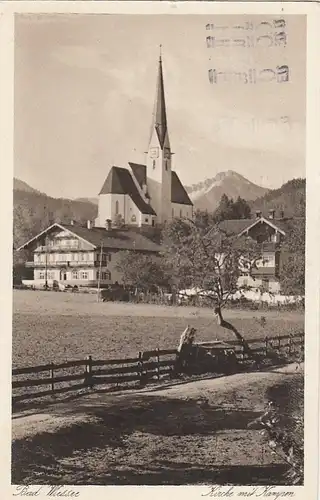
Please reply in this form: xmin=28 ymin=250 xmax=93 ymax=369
xmin=0 ymin=1 xmax=319 ymax=499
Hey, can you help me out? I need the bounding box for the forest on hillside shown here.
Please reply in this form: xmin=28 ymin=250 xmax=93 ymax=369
xmin=13 ymin=190 xmax=97 ymax=252
xmin=250 ymin=178 xmax=305 ymax=218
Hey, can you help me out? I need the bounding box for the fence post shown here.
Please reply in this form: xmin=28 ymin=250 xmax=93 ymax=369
xmin=50 ymin=362 xmax=55 ymax=393
xmin=241 ymin=344 xmax=245 ymax=362
xmin=85 ymin=355 xmax=93 ymax=389
xmin=288 ymin=335 xmax=292 ymax=355
xmin=138 ymin=351 xmax=143 ymax=385
xmin=156 ymin=348 xmax=160 ymax=381
xmin=264 ymin=336 xmax=269 ymax=357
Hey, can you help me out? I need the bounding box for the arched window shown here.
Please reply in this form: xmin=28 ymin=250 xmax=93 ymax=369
xmin=115 ymin=200 xmax=119 ymax=215
xmin=152 ymin=160 xmax=156 ymax=169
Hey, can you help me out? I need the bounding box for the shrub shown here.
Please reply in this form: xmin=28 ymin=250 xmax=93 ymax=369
xmin=259 ymin=375 xmax=304 ymax=485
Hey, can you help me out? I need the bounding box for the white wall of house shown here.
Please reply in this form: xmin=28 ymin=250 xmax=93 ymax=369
xmin=171 ymin=202 xmax=193 ymax=219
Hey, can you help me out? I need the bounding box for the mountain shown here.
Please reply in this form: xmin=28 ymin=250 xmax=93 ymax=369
xmin=13 ymin=177 xmax=43 ymax=194
xmin=250 ymin=178 xmax=305 ymax=218
xmin=186 ymin=170 xmax=269 ymax=212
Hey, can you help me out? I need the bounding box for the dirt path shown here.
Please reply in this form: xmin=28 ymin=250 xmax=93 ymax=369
xmin=12 ymin=363 xmax=303 ymax=485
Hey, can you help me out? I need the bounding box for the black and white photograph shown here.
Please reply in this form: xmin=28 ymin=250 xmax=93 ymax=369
xmin=2 ymin=3 xmax=318 ymax=496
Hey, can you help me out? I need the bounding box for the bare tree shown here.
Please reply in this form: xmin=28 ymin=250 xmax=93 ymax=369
xmin=162 ymin=218 xmax=262 ymax=354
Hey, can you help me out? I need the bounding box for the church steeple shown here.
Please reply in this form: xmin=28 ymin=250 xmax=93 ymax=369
xmin=152 ymin=46 xmax=168 ymax=149
xmin=146 ymin=48 xmax=172 ymax=224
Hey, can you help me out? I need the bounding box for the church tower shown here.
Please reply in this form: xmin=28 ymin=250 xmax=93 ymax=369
xmin=146 ymin=50 xmax=172 ymax=224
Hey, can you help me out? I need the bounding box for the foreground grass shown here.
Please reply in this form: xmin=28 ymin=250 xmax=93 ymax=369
xmin=12 ymin=291 xmax=304 ymax=368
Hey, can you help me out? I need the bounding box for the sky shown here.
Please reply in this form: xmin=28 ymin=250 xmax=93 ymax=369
xmin=14 ymin=14 xmax=306 ymax=199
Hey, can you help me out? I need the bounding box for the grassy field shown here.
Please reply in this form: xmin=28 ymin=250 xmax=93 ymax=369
xmin=12 ymin=290 xmax=304 ymax=369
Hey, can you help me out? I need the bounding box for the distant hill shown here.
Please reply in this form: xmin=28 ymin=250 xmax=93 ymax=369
xmin=13 ymin=181 xmax=98 ymax=251
xmin=75 ymin=197 xmax=98 ymax=205
xmin=250 ymin=178 xmax=305 ymax=218
xmin=186 ymin=171 xmax=269 ymax=212
xmin=13 ymin=177 xmax=43 ymax=195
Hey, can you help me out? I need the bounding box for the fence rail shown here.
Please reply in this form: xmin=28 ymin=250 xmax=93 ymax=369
xmin=12 ymin=333 xmax=304 ymax=404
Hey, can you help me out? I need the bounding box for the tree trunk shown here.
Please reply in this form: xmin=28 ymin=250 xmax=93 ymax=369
xmin=214 ymin=306 xmax=252 ymax=355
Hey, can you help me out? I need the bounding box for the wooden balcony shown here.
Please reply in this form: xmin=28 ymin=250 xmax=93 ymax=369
xmin=26 ymin=261 xmax=102 ymax=268
xmin=36 ymin=245 xmax=80 ymax=252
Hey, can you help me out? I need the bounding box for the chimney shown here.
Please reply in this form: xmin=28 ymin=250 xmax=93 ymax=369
xmin=255 ymin=210 xmax=262 ymax=219
xmin=268 ymin=209 xmax=275 ymax=220
xmin=87 ymin=220 xmax=92 ymax=229
xmin=105 ymin=219 xmax=112 ymax=231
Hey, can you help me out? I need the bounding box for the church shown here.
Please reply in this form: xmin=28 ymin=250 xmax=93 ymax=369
xmin=95 ymin=52 xmax=193 ymax=229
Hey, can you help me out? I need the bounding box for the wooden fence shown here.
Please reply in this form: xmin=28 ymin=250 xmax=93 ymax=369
xmin=12 ymin=348 xmax=177 ymax=404
xmin=12 ymin=333 xmax=304 ymax=404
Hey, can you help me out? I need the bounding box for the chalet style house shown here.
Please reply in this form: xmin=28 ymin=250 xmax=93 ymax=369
xmin=218 ymin=209 xmax=300 ymax=294
xmin=19 ymin=222 xmax=161 ymax=288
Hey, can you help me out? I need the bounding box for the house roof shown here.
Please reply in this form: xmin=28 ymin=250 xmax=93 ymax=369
xmin=218 ymin=219 xmax=254 ymax=236
xmin=271 ymin=217 xmax=304 ymax=234
xmin=171 ymin=171 xmax=193 ymax=206
xmin=99 ymin=166 xmax=156 ymax=215
xmin=17 ymin=223 xmax=161 ymax=253
xmin=218 ymin=216 xmax=289 ymax=237
xmin=129 ymin=162 xmax=147 ymax=189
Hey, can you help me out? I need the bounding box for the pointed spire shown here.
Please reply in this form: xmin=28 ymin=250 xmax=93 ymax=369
xmin=152 ymin=46 xmax=168 ymax=149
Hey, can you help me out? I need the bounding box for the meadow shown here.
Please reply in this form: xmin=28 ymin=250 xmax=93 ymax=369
xmin=12 ymin=290 xmax=304 ymax=369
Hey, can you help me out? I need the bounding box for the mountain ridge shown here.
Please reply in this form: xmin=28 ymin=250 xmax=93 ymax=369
xmin=186 ymin=170 xmax=269 ymax=212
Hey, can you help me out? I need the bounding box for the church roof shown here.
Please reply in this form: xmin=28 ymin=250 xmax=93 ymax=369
xmin=99 ymin=166 xmax=156 ymax=215
xmin=171 ymin=171 xmax=193 ymax=206
xmin=129 ymin=162 xmax=147 ymax=188
xmin=151 ymin=55 xmax=168 ymax=149
xmin=100 ymin=164 xmax=192 ymax=210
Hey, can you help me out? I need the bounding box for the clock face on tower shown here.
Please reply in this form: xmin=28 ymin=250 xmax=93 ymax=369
xmin=164 ymin=148 xmax=171 ymax=159
xmin=150 ymin=147 xmax=159 ymax=159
